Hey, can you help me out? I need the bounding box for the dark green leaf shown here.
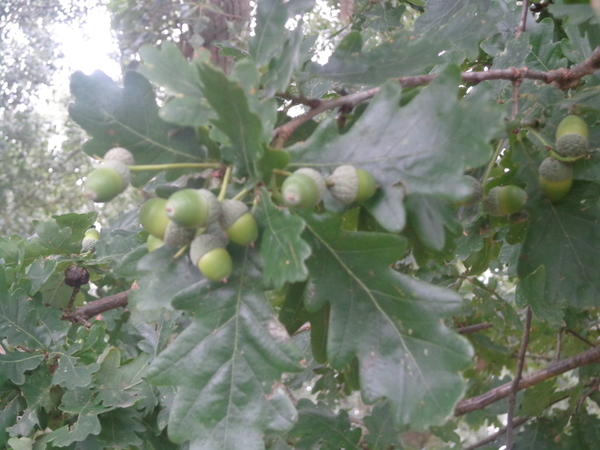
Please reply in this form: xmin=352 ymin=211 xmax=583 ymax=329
xmin=6 ymin=367 xmax=53 ymax=436
xmin=362 ymin=401 xmax=404 ymax=449
xmin=302 ymin=212 xmax=473 ymax=428
xmin=53 ymin=355 xmax=101 ymax=389
xmin=258 ymin=191 xmax=312 ymax=289
xmin=288 ymin=399 xmax=361 ymax=450
xmin=0 ymin=350 xmax=44 ymax=385
xmin=147 ymin=247 xmax=303 ymax=450
xmin=97 ymin=408 xmax=145 ymax=448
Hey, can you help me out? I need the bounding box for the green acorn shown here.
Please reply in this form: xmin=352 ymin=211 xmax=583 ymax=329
xmin=219 ymin=199 xmax=258 ymax=246
xmin=163 ymin=220 xmax=196 ymax=248
xmin=483 ymin=185 xmax=528 ymax=216
xmin=139 ymin=198 xmax=170 ymax=239
xmin=539 ymin=157 xmax=573 ymax=201
xmin=146 ymin=234 xmax=164 ymax=252
xmin=281 ymin=172 xmax=322 ymax=209
xmin=84 ymin=161 xmax=130 ymax=203
xmin=190 ymin=234 xmax=232 ymax=281
xmin=104 ymin=147 xmax=135 ymax=165
xmin=81 ymin=228 xmax=100 ymax=253
xmin=553 ymin=115 xmax=589 ymax=161
xmin=166 ymin=189 xmax=208 ymax=228
xmin=327 ymin=165 xmax=377 ymax=204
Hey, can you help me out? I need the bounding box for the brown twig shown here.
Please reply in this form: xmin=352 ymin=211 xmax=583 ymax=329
xmin=455 ymin=343 xmax=600 ymax=416
xmin=516 ymin=0 xmax=530 ymax=37
xmin=62 ymin=290 xmax=130 ymax=323
xmin=511 ymin=78 xmax=522 ymax=121
xmin=505 ymin=306 xmax=532 ymax=450
xmin=272 ymin=46 xmax=600 ymax=146
xmin=566 ymin=328 xmax=597 ymax=348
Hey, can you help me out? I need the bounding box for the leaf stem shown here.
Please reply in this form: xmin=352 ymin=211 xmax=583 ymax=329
xmin=218 ymin=166 xmax=232 ymax=202
xmin=128 ymin=162 xmax=221 ymax=171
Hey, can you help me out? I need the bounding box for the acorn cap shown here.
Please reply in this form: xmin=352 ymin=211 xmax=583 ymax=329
xmin=197 ymin=189 xmax=222 ymax=225
xmin=104 ymin=147 xmax=135 ymax=165
xmin=189 ymin=234 xmax=226 ymax=265
xmin=554 ymin=133 xmax=588 ymax=160
xmin=163 ymin=220 xmax=196 ymax=248
xmin=81 ymin=238 xmax=98 ymax=253
xmin=328 ymin=165 xmax=359 ymax=204
xmin=219 ymin=199 xmax=249 ymax=230
xmin=457 ymin=175 xmax=483 ymax=207
xmin=539 ymin=157 xmax=573 ymax=201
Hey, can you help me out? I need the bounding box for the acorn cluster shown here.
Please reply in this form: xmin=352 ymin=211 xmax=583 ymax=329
xmin=281 ymin=165 xmax=377 ymax=209
xmin=539 ymin=115 xmax=589 ymax=201
xmin=139 ymin=191 xmax=258 ymax=282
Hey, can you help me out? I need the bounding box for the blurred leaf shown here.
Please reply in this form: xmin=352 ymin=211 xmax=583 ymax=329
xmin=290 ymin=68 xmax=503 ymax=232
xmin=363 ymin=401 xmax=403 ymax=449
xmin=301 ymin=212 xmax=473 ymax=428
xmin=97 ymin=408 xmax=145 ymax=448
xmin=288 ymin=399 xmax=361 ymax=450
xmin=6 ymin=367 xmax=53 ymax=436
xmin=138 ymin=42 xmax=216 ymax=127
xmin=147 ymin=247 xmax=303 ymax=450
xmin=258 ymin=191 xmax=312 ymax=289
xmin=405 ymin=194 xmax=461 ymax=252
xmin=249 ymin=0 xmax=315 ymax=66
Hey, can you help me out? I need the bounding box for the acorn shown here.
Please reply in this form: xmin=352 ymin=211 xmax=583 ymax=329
xmin=281 ymin=169 xmax=324 ymax=209
xmin=327 ymin=165 xmax=377 ymax=204
xmin=163 ymin=220 xmax=196 ymax=248
xmin=146 ymin=234 xmax=164 ymax=252
xmin=104 ymin=147 xmax=135 ymax=165
xmin=166 ymin=189 xmax=208 ymax=228
xmin=81 ymin=228 xmax=100 ymax=253
xmin=483 ymin=185 xmax=527 ymax=216
xmin=139 ymin=198 xmax=170 ymax=239
xmin=539 ymin=157 xmax=573 ymax=201
xmin=553 ymin=115 xmax=589 ymax=161
xmin=219 ymin=199 xmax=258 ymax=246
xmin=84 ymin=160 xmax=130 ymax=203
xmin=190 ymin=234 xmax=232 ymax=282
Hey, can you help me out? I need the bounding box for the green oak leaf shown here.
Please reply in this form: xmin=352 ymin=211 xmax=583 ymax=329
xmin=47 ymin=387 xmax=111 ymax=447
xmin=7 ymin=367 xmax=53 ymax=436
xmin=198 ymin=63 xmax=265 ymax=182
xmin=68 ymin=70 xmax=207 ymax=186
xmin=94 ymin=348 xmax=152 ymax=409
xmin=301 ymin=212 xmax=473 ymax=429
xmin=0 ymin=351 xmax=44 ymax=385
xmin=290 ymin=67 xmax=502 ymax=232
xmin=363 ymin=401 xmax=404 ymax=449
xmin=517 ymin=194 xmax=600 ymax=308
xmin=288 ymin=399 xmax=362 ymax=450
xmin=258 ymin=190 xmax=312 ymax=289
xmin=147 ymin=247 xmax=303 ymax=450
xmin=53 ymin=355 xmax=101 ymax=389
xmin=129 ymin=246 xmax=200 ymax=312
xmin=138 ymin=42 xmax=216 ymax=127
xmin=97 ymin=408 xmax=145 ymax=449
xmin=26 ymin=257 xmax=57 ymax=295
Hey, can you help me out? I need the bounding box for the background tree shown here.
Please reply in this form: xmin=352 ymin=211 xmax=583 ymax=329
xmin=4 ymin=1 xmax=600 ymax=450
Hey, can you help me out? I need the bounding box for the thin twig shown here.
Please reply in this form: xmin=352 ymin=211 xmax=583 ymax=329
xmin=516 ymin=0 xmax=530 ymax=37
xmin=457 ymin=323 xmax=494 ymax=335
xmin=566 ymin=329 xmax=597 ymax=348
xmin=463 ymin=417 xmax=530 ymax=450
xmin=511 ymin=78 xmax=522 ymax=121
xmin=505 ymin=306 xmax=532 ymax=450
xmin=455 ymin=343 xmax=600 ymax=416
xmin=272 ymin=46 xmax=600 ymax=146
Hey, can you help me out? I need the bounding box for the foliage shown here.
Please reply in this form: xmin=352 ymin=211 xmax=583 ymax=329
xmin=4 ymin=0 xmax=600 ymax=449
